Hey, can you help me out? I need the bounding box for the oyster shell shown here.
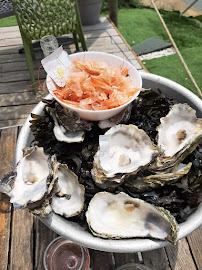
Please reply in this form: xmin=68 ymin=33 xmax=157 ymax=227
xmin=9 ymin=147 xmax=56 ymax=209
xmin=151 ymin=104 xmax=202 ymax=171
xmin=127 ymin=162 xmax=192 ymax=192
xmin=98 ymin=103 xmax=132 ymax=129
xmin=46 ymin=107 xmax=85 ymax=143
xmin=51 ymin=164 xmax=85 ymax=218
xmin=86 ymin=192 xmax=178 ymax=243
xmin=92 ymin=124 xmax=158 ymax=187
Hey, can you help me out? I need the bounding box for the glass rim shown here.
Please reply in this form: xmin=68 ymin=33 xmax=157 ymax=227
xmin=43 ymin=236 xmax=88 ymax=270
xmin=115 ymin=263 xmax=151 ymax=270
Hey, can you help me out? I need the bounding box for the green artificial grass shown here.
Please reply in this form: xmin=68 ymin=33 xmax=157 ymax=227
xmin=118 ymin=8 xmax=202 ymax=97
xmin=0 ymin=16 xmax=17 ymax=27
xmin=143 ymin=47 xmax=202 ymax=96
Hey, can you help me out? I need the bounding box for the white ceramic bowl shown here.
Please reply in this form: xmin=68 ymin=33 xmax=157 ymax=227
xmin=46 ymin=51 xmax=142 ymax=121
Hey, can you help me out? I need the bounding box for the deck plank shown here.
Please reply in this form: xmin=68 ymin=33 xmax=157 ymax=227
xmin=35 ymin=218 xmax=57 ymax=270
xmin=113 ymin=252 xmax=140 ymax=268
xmin=186 ymin=226 xmax=202 ymax=270
xmin=9 ymin=208 xmax=34 ymax=270
xmin=89 ymin=250 xmax=114 ymax=270
xmin=0 ymin=127 xmax=18 ymax=270
xmin=0 ymin=104 xmax=36 ymax=121
xmin=142 ymin=248 xmax=171 ymax=270
xmin=165 ymin=238 xmax=197 ymax=270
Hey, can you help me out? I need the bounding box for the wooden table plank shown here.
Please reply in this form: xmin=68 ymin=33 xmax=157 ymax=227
xmin=35 ymin=218 xmax=57 ymax=270
xmin=9 ymin=208 xmax=34 ymax=270
xmin=0 ymin=104 xmax=36 ymax=121
xmin=0 ymin=119 xmax=27 ymax=129
xmin=0 ymin=81 xmax=38 ymax=94
xmin=113 ymin=252 xmax=140 ymax=268
xmin=142 ymin=248 xmax=171 ymax=270
xmin=186 ymin=226 xmax=202 ymax=270
xmin=165 ymin=238 xmax=197 ymax=270
xmin=89 ymin=250 xmax=115 ymax=270
xmin=0 ymin=127 xmax=18 ymax=270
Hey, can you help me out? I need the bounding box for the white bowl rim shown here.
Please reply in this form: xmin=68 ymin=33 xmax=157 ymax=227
xmin=15 ymin=72 xmax=202 ymax=253
xmin=46 ymin=51 xmax=142 ymax=115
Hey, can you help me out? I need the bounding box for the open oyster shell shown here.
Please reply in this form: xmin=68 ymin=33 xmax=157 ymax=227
xmin=92 ymin=124 xmax=159 ymax=187
xmin=46 ymin=107 xmax=85 ymax=143
xmin=51 ymin=163 xmax=85 ymax=218
xmin=86 ymin=192 xmax=178 ymax=243
xmin=151 ymin=104 xmax=202 ymax=171
xmin=9 ymin=147 xmax=57 ymax=209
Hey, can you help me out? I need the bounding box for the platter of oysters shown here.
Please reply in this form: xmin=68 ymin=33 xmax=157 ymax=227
xmin=0 ymin=70 xmax=202 ymax=252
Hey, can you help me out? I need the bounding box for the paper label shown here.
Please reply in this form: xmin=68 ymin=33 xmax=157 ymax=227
xmin=41 ymin=46 xmax=71 ymax=87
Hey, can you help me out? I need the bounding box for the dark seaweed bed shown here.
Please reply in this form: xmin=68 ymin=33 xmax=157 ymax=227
xmin=30 ymin=90 xmax=202 ymax=227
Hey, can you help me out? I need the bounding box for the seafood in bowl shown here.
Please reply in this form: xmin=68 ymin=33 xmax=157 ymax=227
xmin=44 ymin=48 xmax=142 ymax=121
xmin=0 ymin=73 xmax=202 ymax=253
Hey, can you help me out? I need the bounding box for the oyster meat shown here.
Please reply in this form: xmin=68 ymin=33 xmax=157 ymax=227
xmin=92 ymin=124 xmax=158 ymax=186
xmin=51 ymin=164 xmax=85 ymax=218
xmin=9 ymin=147 xmax=56 ymax=209
xmin=152 ymin=104 xmax=202 ymax=171
xmin=86 ymin=192 xmax=178 ymax=243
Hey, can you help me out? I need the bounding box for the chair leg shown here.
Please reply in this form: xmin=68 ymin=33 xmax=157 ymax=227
xmin=74 ymin=0 xmax=87 ymax=51
xmin=77 ymin=30 xmax=87 ymax=51
xmin=29 ymin=42 xmax=35 ymax=60
xmin=73 ymin=32 xmax=79 ymax=51
xmin=22 ymin=37 xmax=38 ymax=94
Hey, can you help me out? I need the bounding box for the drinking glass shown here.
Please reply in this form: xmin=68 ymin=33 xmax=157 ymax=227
xmin=43 ymin=236 xmax=90 ymax=270
xmin=115 ymin=263 xmax=151 ymax=270
xmin=40 ymin=35 xmax=59 ymax=57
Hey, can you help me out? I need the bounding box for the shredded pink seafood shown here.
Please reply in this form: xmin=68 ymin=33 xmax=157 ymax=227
xmin=53 ymin=60 xmax=140 ymax=110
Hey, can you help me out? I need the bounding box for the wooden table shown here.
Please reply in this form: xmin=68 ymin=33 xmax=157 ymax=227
xmin=0 ymin=126 xmax=201 ymax=270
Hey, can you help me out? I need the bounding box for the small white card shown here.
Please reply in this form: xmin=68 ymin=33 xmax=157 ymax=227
xmin=41 ymin=46 xmax=71 ymax=87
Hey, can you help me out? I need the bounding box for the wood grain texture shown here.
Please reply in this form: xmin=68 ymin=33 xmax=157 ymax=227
xmin=0 ymin=193 xmax=11 ymax=270
xmin=165 ymin=238 xmax=197 ymax=270
xmin=142 ymin=248 xmax=171 ymax=270
xmin=0 ymin=104 xmax=36 ymax=121
xmin=0 ymin=127 xmax=17 ymax=270
xmin=113 ymin=252 xmax=140 ymax=268
xmin=89 ymin=250 xmax=115 ymax=270
xmin=0 ymin=119 xmax=27 ymax=129
xmin=34 ymin=218 xmax=57 ymax=270
xmin=0 ymin=127 xmax=18 ymax=175
xmin=9 ymin=208 xmax=34 ymax=270
xmin=186 ymin=226 xmax=202 ymax=270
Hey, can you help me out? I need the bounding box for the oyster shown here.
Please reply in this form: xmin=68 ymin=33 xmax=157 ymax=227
xmin=9 ymin=147 xmax=56 ymax=209
xmin=151 ymin=104 xmax=202 ymax=171
xmin=86 ymin=192 xmax=178 ymax=243
xmin=127 ymin=162 xmax=192 ymax=192
xmin=92 ymin=124 xmax=158 ymax=187
xmin=46 ymin=107 xmax=85 ymax=143
xmin=51 ymin=164 xmax=85 ymax=218
xmin=98 ymin=103 xmax=132 ymax=129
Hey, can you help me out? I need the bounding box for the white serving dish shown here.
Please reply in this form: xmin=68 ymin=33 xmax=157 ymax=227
xmin=46 ymin=51 xmax=142 ymax=121
xmin=16 ymin=73 xmax=202 ymax=253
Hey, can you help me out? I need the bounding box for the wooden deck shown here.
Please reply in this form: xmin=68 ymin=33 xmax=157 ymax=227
xmin=0 ymin=17 xmax=146 ymax=129
xmin=0 ymin=126 xmax=201 ymax=270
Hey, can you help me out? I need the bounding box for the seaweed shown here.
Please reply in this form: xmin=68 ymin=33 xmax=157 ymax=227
xmin=30 ymin=90 xmax=202 ymax=224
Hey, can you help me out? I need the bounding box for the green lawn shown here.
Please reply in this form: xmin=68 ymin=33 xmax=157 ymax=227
xmin=118 ymin=8 xmax=202 ymax=97
xmin=0 ymin=16 xmax=17 ymax=27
